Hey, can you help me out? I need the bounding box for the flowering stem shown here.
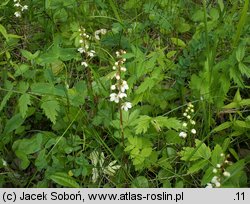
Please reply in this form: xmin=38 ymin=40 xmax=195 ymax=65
xmin=119 ymin=102 xmax=124 ymax=147
xmin=118 ymin=64 xmax=124 ymax=146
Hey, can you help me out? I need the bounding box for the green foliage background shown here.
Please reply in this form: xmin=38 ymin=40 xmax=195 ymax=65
xmin=0 ymin=0 xmax=250 ymax=187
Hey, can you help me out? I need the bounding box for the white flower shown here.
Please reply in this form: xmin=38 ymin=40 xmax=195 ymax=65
xmin=100 ymin=29 xmax=107 ymax=35
xmin=191 ymin=129 xmax=196 ymax=134
xmin=211 ymin=176 xmax=218 ymax=184
xmin=121 ymin=102 xmax=132 ymax=111
xmin=115 ymin=62 xmax=119 ymax=66
xmin=191 ymin=109 xmax=194 ymax=112
xmin=77 ymin=47 xmax=85 ymax=53
xmin=85 ymin=44 xmax=89 ymax=49
xmin=118 ymin=92 xmax=127 ymax=99
xmin=116 ymin=51 xmax=120 ymax=57
xmin=81 ymin=61 xmax=88 ymax=67
xmin=206 ymin=183 xmax=213 ymax=188
xmin=110 ymin=85 xmax=116 ymax=90
xmin=14 ymin=3 xmax=21 ymax=7
xmin=79 ymin=39 xmax=84 ymax=43
xmin=216 ymin=164 xmax=221 ymax=168
xmin=88 ymin=50 xmax=95 ymax=57
xmin=112 ymin=66 xmax=117 ymax=70
xmin=190 ymin=120 xmax=196 ymax=125
xmin=212 ymin=168 xmax=217 ymax=173
xmin=187 ymin=115 xmax=191 ymax=119
xmin=22 ymin=5 xmax=28 ymax=11
xmin=121 ymin=67 xmax=126 ymax=72
xmin=2 ymin=159 xmax=7 ymax=167
xmin=179 ymin=131 xmax=187 ymax=138
xmin=223 ymin=171 xmax=230 ymax=177
xmin=110 ymin=93 xmax=119 ymax=103
xmin=182 ymin=122 xmax=187 ymax=127
xmin=14 ymin=11 xmax=21 ymax=17
xmin=183 ymin=113 xmax=187 ymax=117
xmin=115 ymin=73 xmax=120 ymax=80
xmin=220 ymin=153 xmax=224 ymax=157
xmin=120 ymin=80 xmax=129 ymax=92
xmin=215 ymin=182 xmax=221 ymax=187
xmin=94 ymin=33 xmax=100 ymax=40
xmin=188 ymin=102 xmax=194 ymax=108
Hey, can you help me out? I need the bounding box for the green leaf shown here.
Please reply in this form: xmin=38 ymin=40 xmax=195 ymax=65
xmin=133 ymin=115 xmax=151 ymax=134
xmin=212 ymin=121 xmax=232 ymax=133
xmin=141 ymin=147 xmax=152 ymax=157
xmin=0 ymin=24 xmax=8 ymax=40
xmin=21 ymin=50 xmax=40 ymax=60
xmin=201 ymin=167 xmax=214 ymax=186
xmin=135 ymin=78 xmax=156 ymax=94
xmin=229 ymin=148 xmax=239 ymax=161
xmin=153 ymin=116 xmax=182 ymax=131
xmin=239 ymin=99 xmax=250 ymax=106
xmin=35 ymin=149 xmax=48 ymax=170
xmin=180 ymin=140 xmax=211 ymax=161
xmin=188 ymin=160 xmax=208 ymax=174
xmin=31 ymin=83 xmax=65 ymax=97
xmin=18 ymin=93 xmax=31 ymax=118
xmin=3 ymin=113 xmax=24 ymax=134
xmin=238 ymin=62 xmax=250 ymax=78
xmin=41 ymin=98 xmax=60 ymax=124
xmin=236 ymin=44 xmax=245 ymax=62
xmin=170 ymin=37 xmax=186 ymax=48
xmin=12 ymin=133 xmax=43 ymax=155
xmin=211 ymin=145 xmax=224 ymax=166
xmin=218 ymin=0 xmax=224 ymax=12
xmin=131 ymin=176 xmax=149 ymax=188
xmin=50 ymin=172 xmax=80 ymax=188
xmin=15 ymin=150 xmax=30 ymax=169
xmin=14 ymin=64 xmax=30 ymax=77
xmin=0 ymin=91 xmax=13 ymax=112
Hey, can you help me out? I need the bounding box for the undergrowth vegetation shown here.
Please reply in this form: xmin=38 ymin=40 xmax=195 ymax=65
xmin=0 ymin=0 xmax=250 ymax=187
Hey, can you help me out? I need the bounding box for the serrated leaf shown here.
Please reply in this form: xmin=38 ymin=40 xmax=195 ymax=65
xmin=41 ymin=99 xmax=60 ymax=124
xmin=188 ymin=160 xmax=208 ymax=174
xmin=18 ymin=93 xmax=31 ymax=118
xmin=239 ymin=62 xmax=250 ymax=78
xmin=135 ymin=78 xmax=156 ymax=94
xmin=236 ymin=44 xmax=245 ymax=62
xmin=153 ymin=116 xmax=182 ymax=131
xmin=50 ymin=172 xmax=80 ymax=188
xmin=133 ymin=115 xmax=151 ymax=134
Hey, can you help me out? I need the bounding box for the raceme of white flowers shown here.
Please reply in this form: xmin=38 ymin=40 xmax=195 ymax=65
xmin=179 ymin=102 xmax=196 ymax=138
xmin=109 ymin=50 xmax=132 ymax=111
xmin=13 ymin=0 xmax=28 ymax=18
xmin=89 ymin=151 xmax=121 ymax=183
xmin=77 ymin=27 xmax=107 ymax=68
xmin=206 ymin=153 xmax=232 ymax=188
xmin=94 ymin=29 xmax=107 ymax=41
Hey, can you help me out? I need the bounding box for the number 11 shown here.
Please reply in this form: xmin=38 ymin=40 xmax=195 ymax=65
xmin=236 ymin=192 xmax=244 ymax=200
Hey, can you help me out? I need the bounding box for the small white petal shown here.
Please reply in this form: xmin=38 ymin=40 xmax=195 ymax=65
xmin=182 ymin=122 xmax=187 ymax=127
xmin=191 ymin=129 xmax=196 ymax=134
